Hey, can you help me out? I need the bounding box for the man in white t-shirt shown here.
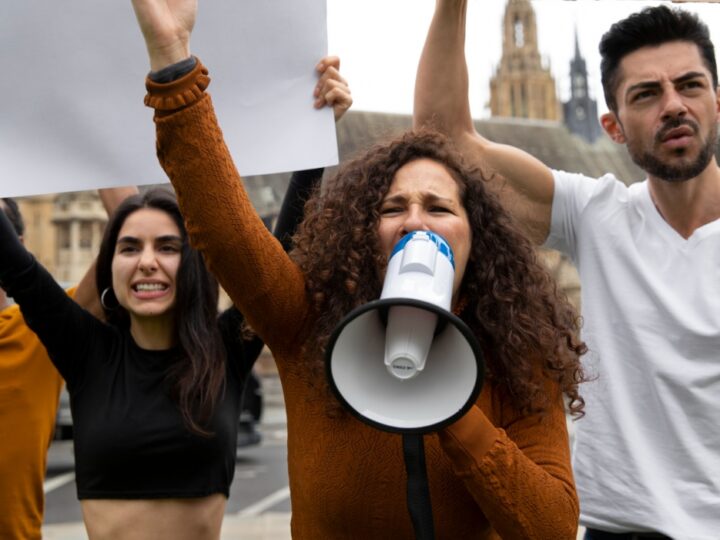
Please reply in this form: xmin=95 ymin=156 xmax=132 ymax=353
xmin=415 ymin=3 xmax=719 ymax=539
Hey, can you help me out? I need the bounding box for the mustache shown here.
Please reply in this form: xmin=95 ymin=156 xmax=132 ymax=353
xmin=655 ymin=117 xmax=699 ymax=144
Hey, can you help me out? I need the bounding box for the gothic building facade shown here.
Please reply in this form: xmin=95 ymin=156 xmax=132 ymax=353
xmin=490 ymin=0 xmax=561 ymax=121
xmin=563 ymin=33 xmax=603 ymax=143
xmin=17 ymin=192 xmax=107 ymax=284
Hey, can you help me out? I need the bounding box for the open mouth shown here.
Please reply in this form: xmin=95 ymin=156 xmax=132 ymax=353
xmin=133 ymin=283 xmax=168 ymax=292
xmin=131 ymin=283 xmax=170 ymax=299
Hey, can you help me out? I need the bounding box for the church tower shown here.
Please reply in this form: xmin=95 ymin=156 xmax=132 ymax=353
xmin=489 ymin=0 xmax=560 ymax=121
xmin=563 ymin=31 xmax=603 ymax=142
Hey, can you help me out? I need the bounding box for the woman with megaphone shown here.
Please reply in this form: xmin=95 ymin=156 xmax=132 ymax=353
xmin=130 ymin=0 xmax=588 ymax=537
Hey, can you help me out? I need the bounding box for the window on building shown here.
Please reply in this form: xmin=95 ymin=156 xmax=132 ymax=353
xmin=80 ymin=221 xmax=93 ymax=249
xmin=574 ymin=75 xmax=586 ymax=98
xmin=514 ymin=18 xmax=525 ymax=48
xmin=57 ymin=223 xmax=70 ymax=249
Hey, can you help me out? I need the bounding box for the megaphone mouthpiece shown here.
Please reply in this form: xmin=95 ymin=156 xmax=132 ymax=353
xmin=385 ymin=305 xmax=437 ymax=380
xmin=382 ymin=231 xmax=455 ymax=311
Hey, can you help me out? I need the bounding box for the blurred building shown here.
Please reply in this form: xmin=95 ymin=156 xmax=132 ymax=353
xmin=16 ymin=195 xmax=57 ymax=275
xmin=563 ymin=32 xmax=604 ymax=143
xmin=52 ymin=191 xmax=107 ymax=283
xmin=490 ymin=0 xmax=561 ymax=121
xmin=17 ymin=192 xmax=106 ymax=284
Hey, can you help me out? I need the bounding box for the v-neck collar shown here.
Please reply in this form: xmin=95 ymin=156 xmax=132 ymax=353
xmin=638 ymin=180 xmax=720 ymax=248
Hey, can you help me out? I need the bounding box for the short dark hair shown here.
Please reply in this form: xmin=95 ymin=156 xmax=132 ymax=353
xmin=600 ymin=5 xmax=718 ymax=113
xmin=95 ymin=188 xmax=226 ymax=436
xmin=0 ymin=198 xmax=24 ymax=237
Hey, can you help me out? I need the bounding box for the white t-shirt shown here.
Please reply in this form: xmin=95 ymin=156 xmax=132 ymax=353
xmin=546 ymin=170 xmax=720 ymax=539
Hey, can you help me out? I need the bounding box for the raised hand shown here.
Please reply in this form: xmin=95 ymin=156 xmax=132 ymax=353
xmin=314 ymin=56 xmax=353 ymax=122
xmin=131 ymin=0 xmax=197 ymax=71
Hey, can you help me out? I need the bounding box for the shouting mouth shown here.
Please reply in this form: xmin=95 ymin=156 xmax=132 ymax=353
xmin=132 ymin=282 xmax=169 ymax=299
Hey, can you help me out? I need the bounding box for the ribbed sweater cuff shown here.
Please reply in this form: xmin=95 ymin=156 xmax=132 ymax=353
xmin=144 ymin=57 xmax=210 ymax=112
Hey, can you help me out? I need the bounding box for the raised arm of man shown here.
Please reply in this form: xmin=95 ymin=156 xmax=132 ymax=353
xmin=414 ymin=0 xmax=554 ymax=244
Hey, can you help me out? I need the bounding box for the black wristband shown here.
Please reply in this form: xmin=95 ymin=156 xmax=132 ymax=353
xmin=148 ymin=56 xmax=198 ymax=84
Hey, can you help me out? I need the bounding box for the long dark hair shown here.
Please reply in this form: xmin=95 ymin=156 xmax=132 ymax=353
xmin=96 ymin=188 xmax=226 ymax=436
xmin=292 ymin=130 xmax=587 ymax=417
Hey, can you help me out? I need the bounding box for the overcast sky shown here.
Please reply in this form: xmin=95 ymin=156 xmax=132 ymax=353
xmin=326 ymin=0 xmax=720 ymax=118
xmin=3 ymin=0 xmax=720 ymax=196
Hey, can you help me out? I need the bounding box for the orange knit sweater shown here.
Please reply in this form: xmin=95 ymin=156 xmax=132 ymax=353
xmin=0 ymin=300 xmax=67 ymax=540
xmin=147 ymin=60 xmax=579 ymax=539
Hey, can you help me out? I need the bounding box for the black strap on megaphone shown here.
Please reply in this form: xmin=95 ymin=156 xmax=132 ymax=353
xmin=325 ymin=297 xmax=486 ymax=540
xmin=403 ymin=433 xmax=435 ymax=540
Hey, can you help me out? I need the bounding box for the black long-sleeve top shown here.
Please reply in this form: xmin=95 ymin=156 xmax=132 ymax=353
xmin=0 ymin=169 xmax=322 ymax=499
xmin=0 ymin=208 xmax=246 ymax=498
xmin=274 ymin=168 xmax=323 ymax=252
xmin=0 ymin=208 xmax=238 ymax=499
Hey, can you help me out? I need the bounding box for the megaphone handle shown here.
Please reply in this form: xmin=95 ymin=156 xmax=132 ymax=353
xmin=402 ymin=433 xmax=435 ymax=540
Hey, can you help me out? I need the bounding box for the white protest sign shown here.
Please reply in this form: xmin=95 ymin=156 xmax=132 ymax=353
xmin=0 ymin=0 xmax=336 ymax=197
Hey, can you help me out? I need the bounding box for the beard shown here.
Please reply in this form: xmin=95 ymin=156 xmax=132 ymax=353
xmin=627 ymin=118 xmax=718 ymax=183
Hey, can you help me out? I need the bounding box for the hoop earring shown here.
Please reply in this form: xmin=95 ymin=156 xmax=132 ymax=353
xmin=100 ymin=287 xmax=118 ymax=311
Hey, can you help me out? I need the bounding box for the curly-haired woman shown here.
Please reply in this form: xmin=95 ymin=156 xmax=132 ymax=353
xmin=131 ymin=1 xmax=587 ymax=538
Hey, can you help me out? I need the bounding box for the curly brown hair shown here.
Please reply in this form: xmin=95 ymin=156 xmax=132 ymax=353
xmin=292 ymin=130 xmax=587 ymax=417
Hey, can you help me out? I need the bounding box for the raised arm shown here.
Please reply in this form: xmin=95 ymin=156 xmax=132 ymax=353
xmin=413 ymin=0 xmax=474 ymax=142
xmin=131 ymin=0 xmax=195 ymax=71
xmin=0 ymin=207 xmax=103 ymax=384
xmin=414 ymin=0 xmax=555 ymax=244
xmin=98 ymin=186 xmax=140 ymax=216
xmin=73 ymin=186 xmax=139 ymax=317
xmin=131 ymin=0 xmax=310 ymax=353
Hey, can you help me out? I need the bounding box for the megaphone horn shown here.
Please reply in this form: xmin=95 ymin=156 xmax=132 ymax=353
xmin=325 ymin=230 xmax=485 ymax=435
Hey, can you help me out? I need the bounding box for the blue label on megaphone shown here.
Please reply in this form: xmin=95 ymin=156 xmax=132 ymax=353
xmin=390 ymin=231 xmax=455 ymax=269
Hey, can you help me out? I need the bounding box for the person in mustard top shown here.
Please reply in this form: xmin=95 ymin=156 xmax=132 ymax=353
xmin=0 ymin=189 xmax=135 ymax=540
xmin=130 ymin=1 xmax=588 ymax=538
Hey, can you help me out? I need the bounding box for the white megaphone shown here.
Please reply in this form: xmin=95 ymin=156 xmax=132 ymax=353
xmin=326 ymin=230 xmax=485 ymax=434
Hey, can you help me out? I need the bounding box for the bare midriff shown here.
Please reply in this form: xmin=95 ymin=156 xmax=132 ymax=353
xmin=81 ymin=493 xmax=226 ymax=540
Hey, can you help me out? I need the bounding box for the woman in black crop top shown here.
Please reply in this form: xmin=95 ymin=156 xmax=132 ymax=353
xmin=1 ymin=190 xmax=240 ymax=538
xmin=0 ymin=62 xmax=351 ymax=540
